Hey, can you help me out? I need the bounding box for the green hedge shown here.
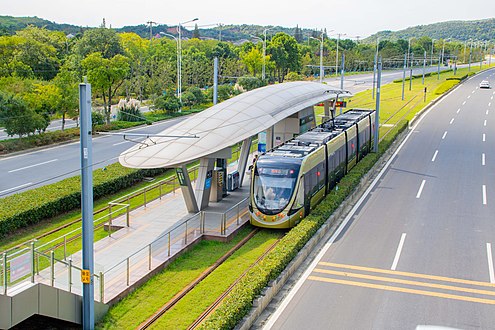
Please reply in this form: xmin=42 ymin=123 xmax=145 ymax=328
xmin=434 ymin=79 xmax=460 ymax=95
xmin=199 ymin=120 xmax=409 ymax=329
xmin=392 ymin=69 xmax=454 ymax=83
xmin=0 ymin=163 xmax=166 ymax=238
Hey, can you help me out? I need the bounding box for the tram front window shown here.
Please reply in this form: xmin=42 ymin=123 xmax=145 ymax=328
xmin=254 ymin=166 xmax=299 ymax=215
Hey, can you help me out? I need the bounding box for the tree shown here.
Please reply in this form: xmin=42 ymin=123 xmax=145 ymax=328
xmin=294 ymin=25 xmax=303 ymax=43
xmin=53 ymin=55 xmax=81 ymax=130
xmin=186 ymin=86 xmax=205 ymax=105
xmin=82 ymin=52 xmax=130 ymax=124
xmin=0 ymin=91 xmax=45 ymax=137
xmin=192 ymin=24 xmax=200 ymax=39
xmin=241 ymin=48 xmax=263 ymax=77
xmin=74 ymin=28 xmax=124 ymax=59
xmin=267 ymin=33 xmax=300 ymax=82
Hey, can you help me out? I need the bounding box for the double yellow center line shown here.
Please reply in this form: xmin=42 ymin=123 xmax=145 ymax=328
xmin=309 ymin=262 xmax=495 ymax=305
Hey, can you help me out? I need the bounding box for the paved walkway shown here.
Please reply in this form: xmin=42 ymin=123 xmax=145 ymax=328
xmin=31 ymin=159 xmax=254 ymax=303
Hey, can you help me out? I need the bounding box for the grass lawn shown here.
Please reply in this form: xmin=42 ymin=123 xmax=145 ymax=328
xmin=97 ymin=227 xmax=280 ymax=329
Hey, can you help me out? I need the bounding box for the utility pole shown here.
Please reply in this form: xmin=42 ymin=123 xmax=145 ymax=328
xmin=335 ymin=33 xmax=346 ymax=76
xmin=437 ymin=54 xmax=441 ymax=79
xmin=374 ymin=56 xmax=382 ymax=153
xmin=372 ymin=37 xmax=379 ymax=99
xmin=409 ymin=53 xmax=414 ymax=91
xmin=319 ymin=33 xmax=324 ymax=82
xmin=402 ymin=52 xmax=406 ymax=100
xmin=431 ymin=39 xmax=435 ymax=66
xmin=147 ymin=21 xmax=157 ymax=41
xmin=213 ymin=57 xmax=218 ymax=105
xmin=340 ymin=52 xmax=345 ymax=115
xmin=79 ymin=79 xmax=94 ymax=330
xmin=262 ymin=27 xmax=275 ymax=80
xmin=422 ymin=50 xmax=426 ymax=85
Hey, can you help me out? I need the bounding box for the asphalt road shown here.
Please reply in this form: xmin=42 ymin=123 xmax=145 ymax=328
xmin=0 ymin=64 xmax=479 ymax=197
xmin=0 ymin=117 xmax=187 ymax=196
xmin=0 ymin=118 xmax=79 ymax=140
xmin=258 ymin=69 xmax=495 ymax=329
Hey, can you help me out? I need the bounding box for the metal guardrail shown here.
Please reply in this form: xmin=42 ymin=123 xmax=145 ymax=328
xmin=1 ymin=196 xmax=249 ymax=303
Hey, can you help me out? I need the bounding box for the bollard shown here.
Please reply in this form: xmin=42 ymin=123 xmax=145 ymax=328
xmin=3 ymin=252 xmax=7 ymax=295
xmin=126 ymin=257 xmax=130 ymax=286
xmin=63 ymin=236 xmax=67 ymax=260
xmin=126 ymin=206 xmax=130 ymax=227
xmin=68 ymin=259 xmax=72 ymax=292
xmin=99 ymin=272 xmax=104 ymax=303
xmin=185 ymin=221 xmax=188 ymax=245
xmin=50 ymin=251 xmax=55 ymax=287
xmin=31 ymin=241 xmax=35 ymax=283
xmin=148 ymin=245 xmax=152 ymax=270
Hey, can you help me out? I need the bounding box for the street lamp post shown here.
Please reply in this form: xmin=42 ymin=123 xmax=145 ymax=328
xmin=160 ymin=32 xmax=179 ymax=104
xmin=310 ymin=34 xmax=324 ymax=83
xmin=177 ymin=18 xmax=198 ymax=111
xmin=372 ymin=36 xmax=379 ymax=99
xmin=431 ymin=39 xmax=435 ymax=66
xmin=335 ymin=33 xmax=346 ymax=76
xmin=262 ymin=27 xmax=276 ymax=81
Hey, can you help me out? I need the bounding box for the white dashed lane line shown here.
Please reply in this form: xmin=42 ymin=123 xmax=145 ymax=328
xmin=391 ymin=233 xmax=407 ymax=271
xmin=483 ymin=133 xmax=486 ymax=142
xmin=484 ymin=120 xmax=487 ymax=127
xmin=416 ymin=180 xmax=426 ymax=199
xmin=442 ymin=131 xmax=448 ymax=140
xmin=482 ymin=185 xmax=487 ymax=205
xmin=432 ymin=150 xmax=439 ymax=162
xmin=450 ymin=118 xmax=455 ymax=125
xmin=482 ymin=153 xmax=486 ymax=166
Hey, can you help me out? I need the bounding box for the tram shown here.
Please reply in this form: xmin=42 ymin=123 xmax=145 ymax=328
xmin=249 ymin=109 xmax=376 ymax=228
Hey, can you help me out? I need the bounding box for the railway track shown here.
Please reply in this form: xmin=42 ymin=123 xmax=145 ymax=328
xmin=136 ymin=228 xmax=283 ymax=330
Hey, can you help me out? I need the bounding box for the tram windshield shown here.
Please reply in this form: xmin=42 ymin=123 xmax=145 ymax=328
xmin=253 ymin=164 xmax=300 ymax=215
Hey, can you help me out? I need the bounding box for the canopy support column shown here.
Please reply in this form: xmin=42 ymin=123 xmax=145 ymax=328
xmin=195 ymin=158 xmax=215 ymax=210
xmin=237 ymin=136 xmax=253 ymax=187
xmin=176 ymin=165 xmax=199 ymax=213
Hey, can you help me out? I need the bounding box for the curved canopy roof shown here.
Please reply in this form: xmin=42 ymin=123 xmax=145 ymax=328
xmin=119 ymin=81 xmax=352 ymax=169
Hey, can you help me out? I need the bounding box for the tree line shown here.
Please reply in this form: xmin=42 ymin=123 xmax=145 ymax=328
xmin=0 ymin=25 xmax=488 ymax=137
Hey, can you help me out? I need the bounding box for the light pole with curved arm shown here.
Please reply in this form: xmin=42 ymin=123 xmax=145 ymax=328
xmin=160 ymin=32 xmax=179 ymax=103
xmin=177 ymin=18 xmax=199 ymax=111
xmin=262 ymin=27 xmax=276 ymax=80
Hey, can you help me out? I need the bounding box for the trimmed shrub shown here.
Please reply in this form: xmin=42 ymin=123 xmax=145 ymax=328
xmin=434 ymin=80 xmax=459 ymax=95
xmin=199 ymin=120 xmax=409 ymax=329
xmin=0 ymin=163 xmax=166 ymax=238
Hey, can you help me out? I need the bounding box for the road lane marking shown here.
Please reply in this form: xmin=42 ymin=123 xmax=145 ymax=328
xmin=491 ymin=96 xmax=494 ymax=100
xmin=450 ymin=118 xmax=455 ymax=125
xmin=483 ymin=133 xmax=486 ymax=142
xmin=8 ymin=159 xmax=58 ymax=173
xmin=488 ymin=243 xmax=495 ymax=284
xmin=489 ymin=102 xmax=492 ymax=107
xmin=484 ymin=120 xmax=487 ymax=127
xmin=472 ymin=90 xmax=476 ymax=94
xmin=467 ymin=95 xmax=471 ymax=99
xmin=462 ymin=101 xmax=466 ymax=105
xmin=319 ymin=262 xmax=495 ymax=287
xmin=482 ymin=153 xmax=486 ymax=166
xmin=391 ymin=233 xmax=407 ymax=270
xmin=313 ymin=269 xmax=495 ymax=296
xmin=457 ymin=108 xmax=461 ymax=114
xmin=431 ymin=150 xmax=438 ymax=162
xmin=487 ymin=110 xmax=490 ymax=115
xmin=416 ymin=180 xmax=426 ymax=199
xmin=307 ymin=276 xmax=495 ymax=305
xmin=112 ymin=141 xmax=129 ymax=146
xmin=0 ymin=182 xmax=33 ymax=194
xmin=442 ymin=131 xmax=448 ymax=139
xmin=483 ymin=185 xmax=487 ymax=205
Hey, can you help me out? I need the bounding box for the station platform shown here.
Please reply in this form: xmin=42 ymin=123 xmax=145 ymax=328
xmin=1 ymin=159 xmax=254 ymax=328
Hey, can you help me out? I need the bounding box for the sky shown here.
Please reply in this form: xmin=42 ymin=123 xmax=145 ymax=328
xmin=1 ymin=0 xmax=494 ymax=38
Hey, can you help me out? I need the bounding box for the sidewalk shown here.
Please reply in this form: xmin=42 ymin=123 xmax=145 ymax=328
xmin=32 ymin=158 xmax=254 ymax=303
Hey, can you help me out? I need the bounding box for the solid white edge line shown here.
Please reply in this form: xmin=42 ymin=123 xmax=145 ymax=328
xmin=442 ymin=131 xmax=448 ymax=140
xmin=0 ymin=182 xmax=33 ymax=194
xmin=8 ymin=159 xmax=58 ymax=173
xmin=487 ymin=243 xmax=495 ymax=284
xmin=482 ymin=185 xmax=487 ymax=205
xmin=416 ymin=180 xmax=426 ymax=199
xmin=112 ymin=141 xmax=129 ymax=146
xmin=391 ymin=233 xmax=407 ymax=270
xmin=431 ymin=150 xmax=439 ymax=162
xmin=262 ymin=74 xmax=472 ymax=330
xmin=482 ymin=153 xmax=486 ymax=166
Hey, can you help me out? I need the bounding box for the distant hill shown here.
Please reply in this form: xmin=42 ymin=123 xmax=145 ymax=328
xmin=366 ymin=18 xmax=495 ymax=42
xmin=0 ymin=15 xmax=82 ymax=36
xmin=0 ymin=15 xmax=327 ymax=42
